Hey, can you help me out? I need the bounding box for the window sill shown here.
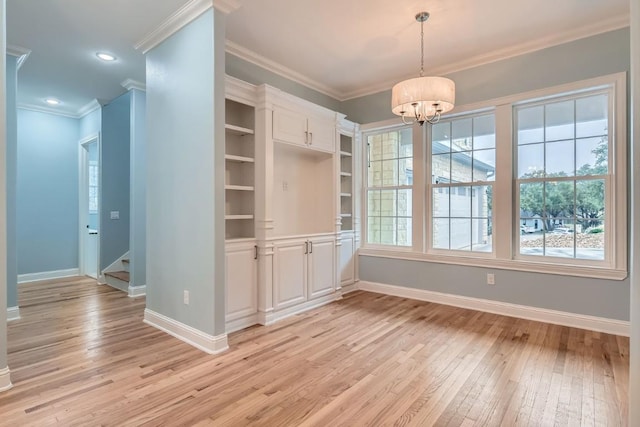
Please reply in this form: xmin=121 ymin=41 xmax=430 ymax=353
xmin=358 ymin=247 xmax=627 ymax=281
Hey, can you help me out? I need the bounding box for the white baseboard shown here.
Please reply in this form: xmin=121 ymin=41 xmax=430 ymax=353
xmin=7 ymin=307 xmax=20 ymax=322
xmin=18 ymin=268 xmax=79 ymax=284
xmin=0 ymin=367 xmax=12 ymax=393
xmin=144 ymin=309 xmax=229 ymax=355
xmin=358 ymin=281 xmax=630 ymax=337
xmin=226 ymin=314 xmax=259 ymax=334
xmin=259 ymin=293 xmax=341 ymax=326
xmin=340 ymin=282 xmax=359 ymax=295
xmin=128 ymin=285 xmax=146 ymax=298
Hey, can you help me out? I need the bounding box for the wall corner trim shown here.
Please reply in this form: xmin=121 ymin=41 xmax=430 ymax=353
xmin=121 ymin=79 xmax=146 ymax=92
xmin=7 ymin=307 xmax=20 ymax=322
xmin=128 ymin=285 xmax=146 ymax=298
xmin=213 ymin=0 xmax=241 ymax=14
xmin=0 ymin=368 xmax=13 ymax=393
xmin=358 ymin=281 xmax=630 ymax=337
xmin=135 ymin=0 xmax=219 ymax=54
xmin=6 ymin=44 xmax=31 ymax=69
xmin=144 ymin=309 xmax=229 ymax=355
xmin=18 ymin=268 xmax=80 ymax=284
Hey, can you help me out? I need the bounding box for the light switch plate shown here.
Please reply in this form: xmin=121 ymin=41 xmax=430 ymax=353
xmin=110 ymin=211 xmax=120 ymax=220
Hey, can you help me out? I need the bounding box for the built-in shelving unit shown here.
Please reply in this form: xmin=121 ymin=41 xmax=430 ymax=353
xmin=225 ymin=98 xmax=255 ymax=240
xmin=339 ymin=133 xmax=354 ymax=231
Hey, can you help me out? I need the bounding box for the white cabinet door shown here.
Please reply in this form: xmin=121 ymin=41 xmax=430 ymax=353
xmin=308 ymin=117 xmax=335 ymax=153
xmin=308 ymin=237 xmax=335 ymax=299
xmin=273 ymin=107 xmax=308 ymax=147
xmin=225 ymin=243 xmax=258 ymax=321
xmin=339 ymin=233 xmax=355 ymax=286
xmin=274 ymin=240 xmax=307 ymax=309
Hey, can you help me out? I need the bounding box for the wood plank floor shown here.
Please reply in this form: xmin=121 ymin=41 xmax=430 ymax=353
xmin=1 ymin=277 xmax=629 ymax=426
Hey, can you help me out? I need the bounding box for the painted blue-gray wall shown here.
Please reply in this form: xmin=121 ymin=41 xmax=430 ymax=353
xmin=355 ymin=28 xmax=631 ymax=321
xmin=79 ymin=108 xmax=102 ymax=231
xmin=100 ymin=92 xmax=130 ymax=270
xmin=6 ymin=55 xmax=17 ymax=308
xmin=129 ymin=89 xmax=146 ymax=288
xmin=146 ymin=10 xmax=224 ymax=336
xmin=342 ymin=28 xmax=631 ymax=124
xmin=17 ymin=109 xmax=79 ymax=274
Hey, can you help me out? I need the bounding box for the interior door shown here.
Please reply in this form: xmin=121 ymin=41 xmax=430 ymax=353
xmin=81 ymin=139 xmax=99 ymax=279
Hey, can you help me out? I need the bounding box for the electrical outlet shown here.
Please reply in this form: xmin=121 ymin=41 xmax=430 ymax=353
xmin=487 ymin=273 xmax=495 ymax=285
xmin=183 ymin=290 xmax=190 ymax=305
xmin=282 ymin=181 xmax=288 ymax=191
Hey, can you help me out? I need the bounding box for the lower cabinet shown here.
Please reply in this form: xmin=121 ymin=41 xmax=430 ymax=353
xmin=339 ymin=232 xmax=355 ymax=286
xmin=225 ymin=241 xmax=258 ymax=325
xmin=273 ymin=235 xmax=335 ymax=310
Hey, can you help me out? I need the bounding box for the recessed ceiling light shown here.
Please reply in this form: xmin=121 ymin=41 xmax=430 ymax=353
xmin=45 ymin=98 xmax=61 ymax=106
xmin=96 ymin=52 xmax=116 ymax=62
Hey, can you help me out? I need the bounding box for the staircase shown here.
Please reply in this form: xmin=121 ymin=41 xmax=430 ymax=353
xmin=104 ymin=258 xmax=130 ymax=292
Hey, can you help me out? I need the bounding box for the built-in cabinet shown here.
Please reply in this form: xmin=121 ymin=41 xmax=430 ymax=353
xmin=225 ymin=78 xmax=359 ymax=332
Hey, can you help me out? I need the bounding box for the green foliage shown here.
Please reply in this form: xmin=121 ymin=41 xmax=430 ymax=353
xmin=519 ymin=136 xmax=606 ymax=232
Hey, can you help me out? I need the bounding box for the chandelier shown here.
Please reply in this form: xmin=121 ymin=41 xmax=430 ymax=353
xmin=391 ymin=12 xmax=455 ymax=125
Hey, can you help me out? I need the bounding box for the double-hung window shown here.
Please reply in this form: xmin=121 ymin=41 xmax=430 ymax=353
xmin=430 ymin=114 xmax=495 ymax=253
xmin=515 ymin=91 xmax=612 ymax=262
xmin=366 ymin=127 xmax=413 ymax=247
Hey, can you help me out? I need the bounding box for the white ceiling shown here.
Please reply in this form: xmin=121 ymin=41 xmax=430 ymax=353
xmin=7 ymin=0 xmax=630 ymax=117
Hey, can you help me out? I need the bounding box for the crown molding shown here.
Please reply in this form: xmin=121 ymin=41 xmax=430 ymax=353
xmin=77 ymin=99 xmax=102 ymax=118
xmin=226 ymin=40 xmax=342 ymax=101
xmin=213 ymin=0 xmax=241 ymax=14
xmin=18 ymin=103 xmax=81 ymax=119
xmin=135 ymin=0 xmax=214 ymax=54
xmin=6 ymin=44 xmax=31 ymax=70
xmin=340 ymin=14 xmax=630 ymax=100
xmin=121 ymin=79 xmax=146 ymax=92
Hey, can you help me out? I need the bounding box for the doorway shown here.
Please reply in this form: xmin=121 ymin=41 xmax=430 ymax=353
xmin=79 ymin=135 xmax=100 ymax=279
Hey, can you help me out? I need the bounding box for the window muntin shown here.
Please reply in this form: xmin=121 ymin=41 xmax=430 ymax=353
xmin=366 ymin=127 xmax=413 ymax=246
xmin=89 ymin=160 xmax=98 ymax=214
xmin=430 ymin=114 xmax=495 ymax=253
xmin=515 ymin=92 xmax=609 ymax=261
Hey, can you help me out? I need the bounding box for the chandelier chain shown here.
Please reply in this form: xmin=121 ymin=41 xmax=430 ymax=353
xmin=420 ymin=18 xmax=424 ymax=77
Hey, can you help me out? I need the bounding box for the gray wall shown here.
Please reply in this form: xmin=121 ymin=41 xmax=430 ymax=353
xmin=100 ymin=92 xmax=131 ymax=270
xmin=353 ymin=28 xmax=631 ymax=321
xmin=17 ymin=109 xmax=80 ymax=275
xmin=6 ymin=55 xmax=16 ymax=308
xmin=342 ymin=28 xmax=631 ymax=124
xmin=129 ymin=89 xmax=146 ymax=288
xmin=146 ymin=10 xmax=222 ymax=336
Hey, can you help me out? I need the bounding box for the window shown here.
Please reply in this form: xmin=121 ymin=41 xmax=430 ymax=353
xmin=89 ymin=160 xmax=98 ymax=214
xmin=431 ymin=114 xmax=495 ymax=253
xmin=515 ymin=91 xmax=609 ymax=261
xmin=360 ymin=73 xmax=625 ymax=279
xmin=366 ymin=127 xmax=413 ymax=246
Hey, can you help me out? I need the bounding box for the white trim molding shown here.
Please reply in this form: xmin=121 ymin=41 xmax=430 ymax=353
xmin=7 ymin=307 xmax=20 ymax=322
xmin=6 ymin=44 xmax=31 ymax=70
xmin=358 ymin=281 xmax=630 ymax=337
xmin=77 ymin=99 xmax=102 ymax=118
xmin=0 ymin=367 xmax=12 ymax=393
xmin=144 ymin=309 xmax=229 ymax=355
xmin=213 ymin=0 xmax=241 ymax=14
xmin=128 ymin=285 xmax=146 ymax=298
xmin=121 ymin=79 xmax=146 ymax=92
xmin=18 ymin=268 xmax=80 ymax=284
xmin=17 ymin=103 xmax=80 ymax=119
xmin=135 ymin=0 xmax=213 ymax=53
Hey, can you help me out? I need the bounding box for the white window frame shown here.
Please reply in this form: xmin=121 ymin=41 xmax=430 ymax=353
xmin=362 ymin=123 xmax=417 ymax=249
xmin=360 ymin=73 xmax=627 ymax=280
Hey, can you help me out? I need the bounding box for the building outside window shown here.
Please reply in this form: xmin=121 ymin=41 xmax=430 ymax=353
xmin=366 ymin=127 xmax=413 ymax=246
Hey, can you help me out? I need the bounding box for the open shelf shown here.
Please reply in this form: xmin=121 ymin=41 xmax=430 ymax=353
xmin=340 ymin=171 xmax=352 ymax=177
xmin=225 ymin=124 xmax=255 ymax=136
xmin=226 ymin=214 xmax=254 ymax=220
xmin=340 ymin=193 xmax=352 ymax=197
xmin=225 ymin=154 xmax=255 ymax=163
xmin=339 ymin=150 xmax=352 ymax=157
xmin=226 ymin=185 xmax=255 ymax=191
xmin=340 ymin=213 xmax=352 ymax=218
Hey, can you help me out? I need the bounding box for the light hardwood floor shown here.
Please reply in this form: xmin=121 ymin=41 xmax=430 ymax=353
xmin=1 ymin=277 xmax=629 ymax=426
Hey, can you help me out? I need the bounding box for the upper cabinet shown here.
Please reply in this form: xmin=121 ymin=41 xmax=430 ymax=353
xmin=272 ymin=106 xmax=336 ymax=154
